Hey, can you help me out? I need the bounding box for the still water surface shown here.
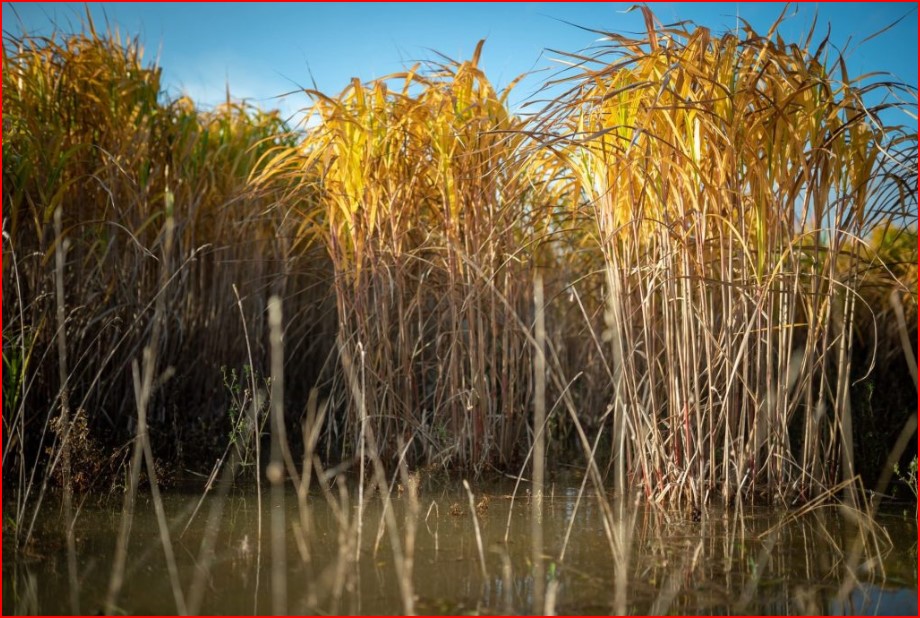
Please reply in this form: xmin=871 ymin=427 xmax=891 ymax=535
xmin=4 ymin=478 xmax=917 ymax=615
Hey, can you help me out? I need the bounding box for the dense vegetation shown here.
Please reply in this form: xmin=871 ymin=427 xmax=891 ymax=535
xmin=3 ymin=12 xmax=916 ymax=518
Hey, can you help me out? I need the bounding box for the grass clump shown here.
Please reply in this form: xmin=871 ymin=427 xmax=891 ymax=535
xmin=254 ymin=42 xmax=559 ymax=472
xmin=532 ymin=7 xmax=916 ymax=504
xmin=2 ymin=18 xmax=334 ymax=535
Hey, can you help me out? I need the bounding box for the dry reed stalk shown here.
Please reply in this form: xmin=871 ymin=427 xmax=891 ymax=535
xmin=136 ymin=213 xmax=188 ymax=615
xmin=889 ymin=289 xmax=918 ymax=389
xmin=53 ymin=207 xmax=80 ymax=615
xmin=355 ymin=339 xmax=366 ymax=565
xmin=291 ymin=386 xmax=329 ymax=598
xmin=231 ymin=283 xmax=267 ymax=614
xmin=104 ymin=373 xmax=148 ymax=613
xmin=501 ymin=371 xmax=581 ymax=546
xmin=611 ymin=495 xmax=640 ymax=615
xmin=531 ymin=272 xmax=546 ymax=612
xmin=463 ymin=479 xmax=488 ymax=580
xmin=557 ymin=416 xmax=609 ymax=562
xmin=267 ymin=296 xmax=288 ymax=615
xmin=301 ymin=457 xmax=358 ymax=613
xmin=494 ymin=545 xmax=514 ymax=614
xmin=2 ymin=229 xmax=30 ymax=526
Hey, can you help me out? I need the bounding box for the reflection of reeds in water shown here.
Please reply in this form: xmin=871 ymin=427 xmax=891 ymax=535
xmin=547 ymin=499 xmax=900 ymax=615
xmin=6 ymin=452 xmax=908 ymax=614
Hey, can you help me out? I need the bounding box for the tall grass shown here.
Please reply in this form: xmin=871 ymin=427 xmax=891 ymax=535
xmin=2 ymin=19 xmax=334 ymax=543
xmin=2 ymin=11 xmax=916 ymax=515
xmin=534 ymin=8 xmax=917 ymax=505
xmin=254 ymin=43 xmax=557 ymax=473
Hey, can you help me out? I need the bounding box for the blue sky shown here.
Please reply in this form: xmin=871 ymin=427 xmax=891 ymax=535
xmin=3 ymin=2 xmax=917 ymax=124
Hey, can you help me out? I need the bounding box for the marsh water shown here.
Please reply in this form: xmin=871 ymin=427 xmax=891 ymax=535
xmin=4 ymin=477 xmax=917 ymax=615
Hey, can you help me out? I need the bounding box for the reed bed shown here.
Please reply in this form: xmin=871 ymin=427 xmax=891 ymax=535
xmin=2 ymin=10 xmax=916 ymax=548
xmin=2 ymin=21 xmax=335 ymax=545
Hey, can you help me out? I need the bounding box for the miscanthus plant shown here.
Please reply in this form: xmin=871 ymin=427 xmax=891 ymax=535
xmin=533 ymin=8 xmax=917 ymax=504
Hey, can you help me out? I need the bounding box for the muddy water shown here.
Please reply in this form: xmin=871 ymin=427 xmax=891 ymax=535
xmin=4 ymin=479 xmax=917 ymax=615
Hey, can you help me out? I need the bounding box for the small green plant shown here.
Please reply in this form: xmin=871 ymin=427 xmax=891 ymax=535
xmin=893 ymin=455 xmax=918 ymax=501
xmin=2 ymin=327 xmax=39 ymax=421
xmin=222 ymin=365 xmax=271 ymax=469
xmin=2 ymin=340 xmax=24 ymax=416
xmin=3 ymin=515 xmax=19 ymax=536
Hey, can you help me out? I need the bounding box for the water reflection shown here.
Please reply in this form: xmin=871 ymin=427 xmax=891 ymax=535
xmin=3 ymin=480 xmax=917 ymax=615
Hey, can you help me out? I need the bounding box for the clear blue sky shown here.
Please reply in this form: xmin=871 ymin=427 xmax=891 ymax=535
xmin=3 ymin=2 xmax=917 ymax=124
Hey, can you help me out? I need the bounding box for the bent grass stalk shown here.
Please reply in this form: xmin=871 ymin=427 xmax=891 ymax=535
xmin=463 ymin=479 xmax=488 ymax=581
